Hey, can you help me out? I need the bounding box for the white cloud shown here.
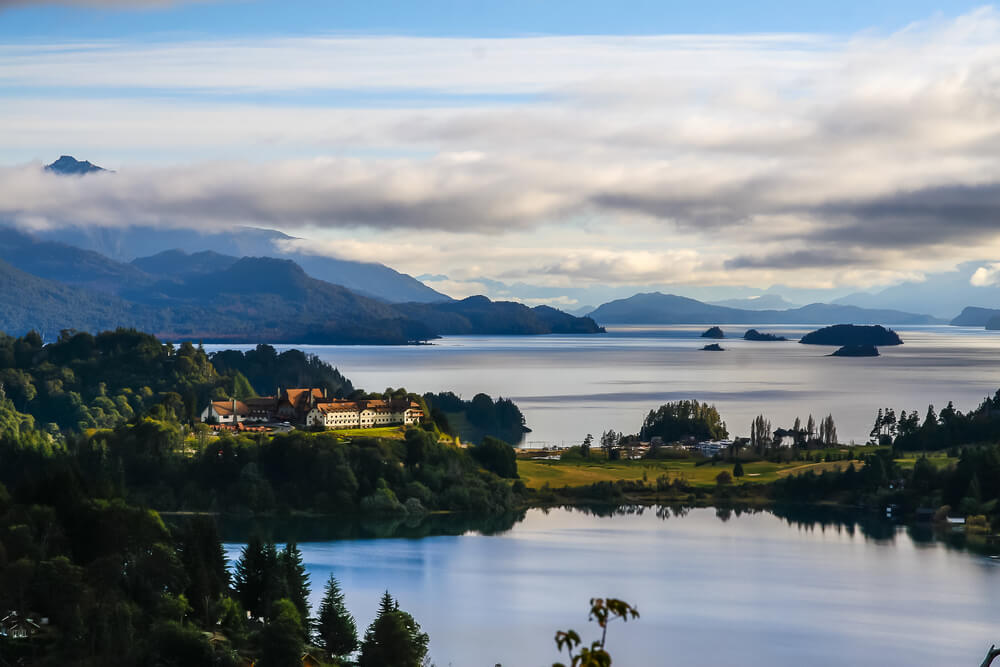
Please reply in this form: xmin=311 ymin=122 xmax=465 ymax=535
xmin=971 ymin=263 xmax=1000 ymax=287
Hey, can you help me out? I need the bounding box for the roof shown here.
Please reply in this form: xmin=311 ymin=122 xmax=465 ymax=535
xmin=310 ymin=399 xmax=424 ymax=414
xmin=210 ymin=400 xmax=249 ymax=416
xmin=281 ymin=388 xmax=326 ymax=409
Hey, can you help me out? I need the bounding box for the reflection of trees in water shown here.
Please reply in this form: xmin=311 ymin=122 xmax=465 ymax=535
xmin=217 ymin=510 xmax=526 ymax=543
xmin=215 ymin=503 xmax=994 ymax=558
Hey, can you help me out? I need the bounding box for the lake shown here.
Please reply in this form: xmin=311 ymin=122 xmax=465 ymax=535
xmin=210 ymin=324 xmax=1000 ymax=446
xmin=223 ymin=506 xmax=1000 ymax=666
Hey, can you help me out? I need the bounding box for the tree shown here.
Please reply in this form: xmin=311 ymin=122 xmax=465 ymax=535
xmin=316 ymin=574 xmax=358 ymax=660
xmin=553 ymin=598 xmax=639 ymax=667
xmin=806 ymin=415 xmax=816 ymax=442
xmin=715 ymin=470 xmax=732 ymax=486
xmin=233 ymin=537 xmax=282 ymax=620
xmin=279 ymin=542 xmax=311 ymax=631
xmin=470 ymin=436 xmax=518 ymax=478
xmin=750 ymin=415 xmax=771 ymax=454
xmin=258 ymin=598 xmax=305 ymax=667
xmin=581 ymin=433 xmax=593 ymax=458
xmin=820 ymin=414 xmax=837 ymax=446
xmin=732 ymin=462 xmax=744 ymax=478
xmin=358 ymin=592 xmax=429 ymax=667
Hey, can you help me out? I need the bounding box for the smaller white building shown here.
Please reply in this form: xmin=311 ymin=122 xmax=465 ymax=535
xmin=200 ymin=399 xmax=250 ymax=424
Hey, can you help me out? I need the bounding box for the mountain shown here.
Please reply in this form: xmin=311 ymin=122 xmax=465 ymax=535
xmin=393 ymin=296 xmax=604 ymax=335
xmin=0 ymin=259 xmax=154 ymax=336
xmin=131 ymin=249 xmax=239 ymax=277
xmin=32 ymin=224 xmax=450 ymax=303
xmin=0 ymin=247 xmax=602 ymax=343
xmin=45 ymin=155 xmax=106 ymax=175
xmin=833 ymin=261 xmax=1000 ymax=319
xmin=950 ymin=307 xmax=1000 ymax=327
xmin=710 ymin=294 xmax=800 ymax=310
xmin=588 ymin=292 xmax=941 ymax=325
xmin=0 ymin=226 xmax=153 ymax=295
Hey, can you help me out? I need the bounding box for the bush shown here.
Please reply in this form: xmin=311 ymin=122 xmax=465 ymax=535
xmin=715 ymin=471 xmax=733 ymax=486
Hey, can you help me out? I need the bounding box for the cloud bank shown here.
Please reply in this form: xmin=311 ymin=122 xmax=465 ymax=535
xmin=3 ymin=8 xmax=1000 ymax=292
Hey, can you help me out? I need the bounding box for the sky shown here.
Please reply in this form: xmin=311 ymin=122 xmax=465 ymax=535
xmin=1 ymin=0 xmax=1000 ymax=307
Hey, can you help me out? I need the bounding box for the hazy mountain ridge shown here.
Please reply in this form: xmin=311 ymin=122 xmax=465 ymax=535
xmin=588 ymin=292 xmax=942 ymax=325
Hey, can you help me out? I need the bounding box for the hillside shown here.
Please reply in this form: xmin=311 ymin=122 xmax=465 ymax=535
xmin=0 ymin=259 xmax=156 ymax=335
xmin=950 ymin=306 xmax=1000 ymax=327
xmin=588 ymin=292 xmax=940 ymax=325
xmin=393 ymin=296 xmax=605 ymax=335
xmin=0 ymin=226 xmax=154 ymax=295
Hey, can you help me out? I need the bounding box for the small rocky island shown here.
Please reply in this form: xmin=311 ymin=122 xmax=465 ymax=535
xmin=744 ymin=329 xmax=788 ymax=342
xmin=701 ymin=326 xmax=725 ymax=339
xmin=799 ymin=324 xmax=902 ymax=346
xmin=831 ymin=344 xmax=880 ymax=357
xmin=702 ymin=343 xmax=725 ymax=351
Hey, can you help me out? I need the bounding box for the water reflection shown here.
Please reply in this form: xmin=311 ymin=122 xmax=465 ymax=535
xmin=213 ymin=502 xmax=992 ymax=556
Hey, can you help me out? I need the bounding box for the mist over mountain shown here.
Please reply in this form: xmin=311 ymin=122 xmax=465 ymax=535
xmin=588 ymin=292 xmax=942 ymax=325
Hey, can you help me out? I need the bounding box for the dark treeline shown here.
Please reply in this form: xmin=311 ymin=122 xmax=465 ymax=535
xmin=423 ymin=391 xmax=530 ymax=445
xmin=871 ymin=391 xmax=1000 ymax=451
xmin=208 ymin=344 xmax=354 ymax=398
xmin=773 ymin=445 xmax=1000 ymax=528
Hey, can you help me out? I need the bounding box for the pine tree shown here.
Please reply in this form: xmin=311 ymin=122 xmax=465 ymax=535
xmin=316 ymin=574 xmax=358 ymax=659
xmin=358 ymin=592 xmax=429 ymax=667
xmin=233 ymin=537 xmax=282 ymax=620
xmin=279 ymin=542 xmax=311 ymax=628
xmin=732 ymin=462 xmax=744 ymax=478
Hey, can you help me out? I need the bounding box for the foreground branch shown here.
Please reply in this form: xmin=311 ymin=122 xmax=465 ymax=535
xmin=981 ymin=645 xmax=1000 ymax=667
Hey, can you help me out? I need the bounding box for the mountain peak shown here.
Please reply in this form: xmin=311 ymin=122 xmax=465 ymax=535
xmin=45 ymin=155 xmax=106 ymax=175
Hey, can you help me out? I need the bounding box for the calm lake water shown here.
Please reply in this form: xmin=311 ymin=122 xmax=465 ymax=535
xmin=223 ymin=506 xmax=1000 ymax=666
xmin=210 ymin=324 xmax=1000 ymax=446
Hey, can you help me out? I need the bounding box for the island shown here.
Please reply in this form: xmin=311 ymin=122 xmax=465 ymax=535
xmin=987 ymin=315 xmax=1000 ymax=331
xmin=701 ymin=326 xmax=725 ymax=338
xmin=743 ymin=329 xmax=788 ymax=341
xmin=701 ymin=343 xmax=725 ymax=351
xmin=830 ymin=344 xmax=880 ymax=357
xmin=799 ymin=324 xmax=902 ymax=346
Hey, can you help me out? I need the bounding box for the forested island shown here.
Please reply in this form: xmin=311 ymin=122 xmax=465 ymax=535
xmin=799 ymin=324 xmax=902 ymax=346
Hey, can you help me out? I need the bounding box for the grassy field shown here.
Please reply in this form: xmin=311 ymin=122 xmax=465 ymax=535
xmin=517 ymin=458 xmax=863 ymax=489
xmin=329 ymin=426 xmax=408 ymax=439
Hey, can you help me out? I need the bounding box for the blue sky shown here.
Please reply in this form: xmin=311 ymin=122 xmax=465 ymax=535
xmin=0 ymin=0 xmax=989 ymax=40
xmin=1 ymin=0 xmax=1000 ymax=308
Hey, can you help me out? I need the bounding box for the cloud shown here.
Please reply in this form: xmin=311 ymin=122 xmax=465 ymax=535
xmin=971 ymin=263 xmax=1000 ymax=287
xmin=5 ymin=9 xmax=1000 ymax=291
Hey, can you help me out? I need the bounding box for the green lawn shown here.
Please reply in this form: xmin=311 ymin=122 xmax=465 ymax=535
xmin=517 ymin=458 xmax=862 ymax=489
xmin=329 ymin=426 xmax=408 ymax=439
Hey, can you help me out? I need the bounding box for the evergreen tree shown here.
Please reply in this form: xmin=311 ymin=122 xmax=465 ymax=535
xmin=358 ymin=592 xmax=429 ymax=667
xmin=733 ymin=461 xmax=744 ymax=478
xmin=174 ymin=516 xmax=229 ymax=625
xmin=258 ymin=598 xmax=305 ymax=667
xmin=233 ymin=537 xmax=282 ymax=620
xmin=279 ymin=542 xmax=311 ymax=628
xmin=316 ymin=574 xmax=358 ymax=659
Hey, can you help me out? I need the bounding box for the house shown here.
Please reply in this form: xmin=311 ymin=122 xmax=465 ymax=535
xmin=201 ymin=398 xmax=251 ymax=424
xmin=1 ymin=611 xmax=42 ymax=639
xmin=306 ymin=399 xmax=424 ymax=430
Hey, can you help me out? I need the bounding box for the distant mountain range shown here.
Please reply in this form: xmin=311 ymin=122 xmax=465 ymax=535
xmin=709 ymin=294 xmax=801 ymax=310
xmin=45 ymin=155 xmax=106 ymax=175
xmin=0 ymin=226 xmax=602 ymax=343
xmin=832 ymin=261 xmax=1000 ymax=319
xmin=587 ymin=292 xmax=942 ymax=325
